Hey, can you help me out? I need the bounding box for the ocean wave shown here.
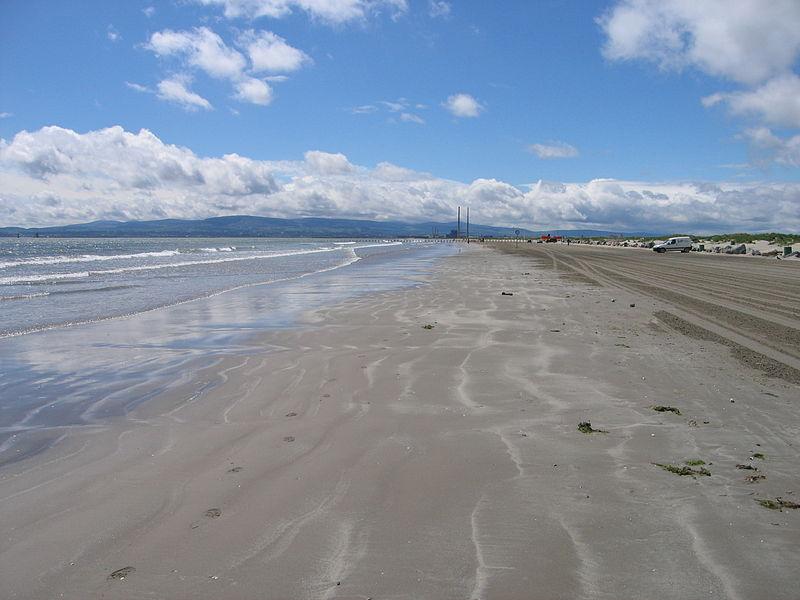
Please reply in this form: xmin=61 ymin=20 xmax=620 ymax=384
xmin=352 ymin=241 xmax=403 ymax=249
xmin=0 ymin=292 xmax=51 ymax=301
xmin=0 ymin=272 xmax=91 ymax=285
xmin=0 ymin=244 xmax=373 ymax=286
xmin=0 ymin=252 xmax=363 ymax=339
xmin=0 ymin=249 xmax=182 ymax=269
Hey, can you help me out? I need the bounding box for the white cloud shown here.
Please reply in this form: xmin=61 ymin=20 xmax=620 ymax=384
xmin=304 ymin=150 xmax=354 ymax=174
xmin=238 ymin=30 xmax=311 ymax=73
xmin=233 ymin=77 xmax=273 ymax=105
xmin=156 ymin=76 xmax=213 ymax=111
xmin=442 ymin=93 xmax=484 ymax=118
xmin=381 ymin=100 xmax=406 ymax=112
xmin=742 ymin=127 xmax=800 ymax=167
xmin=2 ymin=125 xmax=798 ymax=233
xmin=598 ymin=0 xmax=800 ymax=85
xmin=192 ymin=0 xmax=408 ymax=24
xmin=145 ymin=26 xmax=309 ymax=107
xmin=125 ymin=82 xmax=151 ymax=94
xmin=400 ymin=112 xmax=424 ymax=124
xmin=351 ymin=98 xmax=426 ymax=121
xmin=600 ymin=0 xmax=800 ymax=167
xmin=351 ymin=104 xmax=377 ymax=114
xmin=147 ymin=27 xmax=247 ymax=80
xmin=107 ymin=25 xmax=121 ymax=42
xmin=0 ymin=112 xmax=12 ymax=119
xmin=143 ymin=6 xmax=156 ymax=17
xmin=528 ymin=142 xmax=579 ymax=159
xmin=428 ymin=1 xmax=451 ymax=18
xmin=703 ymin=74 xmax=800 ymax=128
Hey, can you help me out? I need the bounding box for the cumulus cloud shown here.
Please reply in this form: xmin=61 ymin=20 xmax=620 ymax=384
xmin=233 ymin=77 xmax=273 ymax=105
xmin=238 ymin=30 xmax=312 ymax=73
xmin=442 ymin=93 xmax=484 ymax=118
xmin=193 ymin=0 xmax=408 ymax=24
xmin=599 ymin=0 xmax=800 ymax=166
xmin=304 ymin=150 xmax=354 ymax=174
xmin=742 ymin=127 xmax=800 ymax=168
xmin=702 ymin=74 xmax=800 ymax=129
xmin=598 ymin=0 xmax=800 ymax=85
xmin=147 ymin=27 xmax=247 ymax=80
xmin=144 ymin=26 xmax=311 ymax=108
xmin=528 ymin=142 xmax=579 ymax=159
xmin=2 ymin=125 xmax=798 ymax=233
xmin=157 ymin=76 xmax=213 ymax=111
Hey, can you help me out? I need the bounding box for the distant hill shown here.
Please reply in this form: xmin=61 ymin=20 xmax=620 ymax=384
xmin=0 ymin=216 xmax=629 ymax=239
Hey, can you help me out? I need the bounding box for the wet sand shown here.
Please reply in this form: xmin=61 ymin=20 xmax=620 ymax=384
xmin=1 ymin=245 xmax=798 ymax=599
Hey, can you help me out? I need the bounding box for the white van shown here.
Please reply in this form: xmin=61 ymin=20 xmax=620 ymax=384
xmin=653 ymin=236 xmax=692 ymax=253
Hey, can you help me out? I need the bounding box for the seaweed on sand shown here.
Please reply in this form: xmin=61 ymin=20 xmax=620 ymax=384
xmin=577 ymin=421 xmax=607 ymax=434
xmin=652 ymin=405 xmax=681 ymax=415
xmin=653 ymin=462 xmax=711 ymax=477
xmin=756 ymin=498 xmax=799 ymax=511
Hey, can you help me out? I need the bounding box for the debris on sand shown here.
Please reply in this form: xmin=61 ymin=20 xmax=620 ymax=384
xmin=751 ymin=452 xmax=766 ymax=460
xmin=422 ymin=324 xmax=435 ymax=329
xmin=629 ymin=303 xmax=636 ymax=308
xmin=756 ymin=498 xmax=799 ymax=511
xmin=204 ymin=508 xmax=222 ymax=518
xmin=685 ymin=459 xmax=706 ymax=466
xmin=736 ymin=464 xmax=758 ymax=471
xmin=577 ymin=421 xmax=607 ymax=434
xmin=501 ymin=291 xmax=514 ymax=296
xmin=108 ymin=566 xmax=135 ymax=580
xmin=745 ymin=474 xmax=766 ymax=483
xmin=652 ymin=405 xmax=681 ymax=415
xmin=653 ymin=462 xmax=711 ymax=477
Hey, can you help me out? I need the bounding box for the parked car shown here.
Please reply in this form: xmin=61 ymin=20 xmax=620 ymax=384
xmin=653 ymin=236 xmax=692 ymax=253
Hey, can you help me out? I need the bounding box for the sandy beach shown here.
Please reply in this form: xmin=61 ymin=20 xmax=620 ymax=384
xmin=1 ymin=244 xmax=799 ymax=599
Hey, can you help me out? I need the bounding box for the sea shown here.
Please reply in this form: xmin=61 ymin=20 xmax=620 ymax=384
xmin=0 ymin=237 xmax=442 ymax=337
xmin=0 ymin=237 xmax=456 ymax=464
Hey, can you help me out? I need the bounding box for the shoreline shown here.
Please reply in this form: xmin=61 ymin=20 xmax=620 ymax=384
xmin=1 ymin=245 xmax=798 ymax=599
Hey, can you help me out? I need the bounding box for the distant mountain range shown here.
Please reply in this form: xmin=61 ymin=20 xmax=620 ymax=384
xmin=0 ymin=216 xmax=631 ymax=239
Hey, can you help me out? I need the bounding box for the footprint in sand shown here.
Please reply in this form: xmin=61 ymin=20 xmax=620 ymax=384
xmin=205 ymin=508 xmax=222 ymax=518
xmin=284 ymin=436 xmax=295 ymax=442
xmin=285 ymin=412 xmax=298 ymax=417
xmin=227 ymin=466 xmax=243 ymax=473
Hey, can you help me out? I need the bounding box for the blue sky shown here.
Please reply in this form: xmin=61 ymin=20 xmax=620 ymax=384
xmin=1 ymin=1 xmax=799 ymax=232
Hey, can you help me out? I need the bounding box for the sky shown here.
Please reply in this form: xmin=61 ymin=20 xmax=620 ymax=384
xmin=1 ymin=0 xmax=799 ymax=233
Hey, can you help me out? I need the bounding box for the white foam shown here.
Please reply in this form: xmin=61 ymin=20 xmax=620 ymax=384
xmin=0 ymin=249 xmax=181 ymax=269
xmin=0 ymin=271 xmax=91 ymax=285
xmin=0 ymin=250 xmax=363 ymax=339
xmin=0 ymin=243 xmax=406 ymax=286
